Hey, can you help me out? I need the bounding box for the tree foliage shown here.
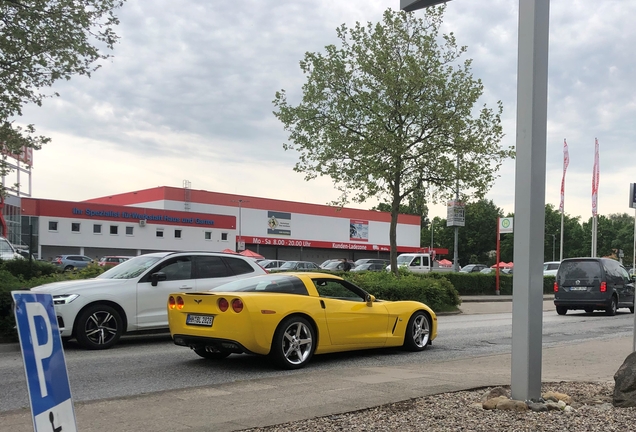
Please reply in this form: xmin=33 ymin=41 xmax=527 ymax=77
xmin=0 ymin=0 xmax=125 ymax=188
xmin=273 ymin=7 xmax=511 ymax=273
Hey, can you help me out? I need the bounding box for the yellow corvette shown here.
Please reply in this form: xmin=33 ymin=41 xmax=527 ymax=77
xmin=167 ymin=272 xmax=437 ymax=369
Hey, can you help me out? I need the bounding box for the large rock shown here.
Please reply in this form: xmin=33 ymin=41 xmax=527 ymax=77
xmin=481 ymin=387 xmax=509 ymax=403
xmin=482 ymin=396 xmax=508 ymax=410
xmin=613 ymin=351 xmax=636 ymax=407
xmin=542 ymin=391 xmax=572 ymax=405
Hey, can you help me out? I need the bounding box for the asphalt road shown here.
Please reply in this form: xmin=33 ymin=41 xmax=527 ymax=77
xmin=0 ymin=308 xmax=633 ymax=413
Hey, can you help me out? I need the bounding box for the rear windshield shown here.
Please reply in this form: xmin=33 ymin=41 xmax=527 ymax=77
xmin=210 ymin=274 xmax=308 ymax=295
xmin=558 ymin=260 xmax=602 ymax=281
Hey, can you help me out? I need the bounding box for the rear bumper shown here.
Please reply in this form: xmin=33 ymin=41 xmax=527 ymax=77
xmin=554 ymin=298 xmax=612 ymax=309
xmin=172 ymin=334 xmax=257 ymax=355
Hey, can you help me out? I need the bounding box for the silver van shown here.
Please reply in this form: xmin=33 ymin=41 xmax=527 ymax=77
xmin=554 ymin=257 xmax=634 ymax=316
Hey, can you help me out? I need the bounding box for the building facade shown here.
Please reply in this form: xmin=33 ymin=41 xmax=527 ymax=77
xmin=14 ymin=186 xmax=444 ymax=263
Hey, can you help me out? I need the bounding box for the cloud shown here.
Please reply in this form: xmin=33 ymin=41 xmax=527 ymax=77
xmin=12 ymin=0 xmax=636 ymax=223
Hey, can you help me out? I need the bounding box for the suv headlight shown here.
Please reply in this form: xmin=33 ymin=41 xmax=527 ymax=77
xmin=53 ymin=294 xmax=79 ymax=305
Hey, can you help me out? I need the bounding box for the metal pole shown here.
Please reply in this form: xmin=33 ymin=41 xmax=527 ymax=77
xmin=453 ymin=154 xmax=460 ymax=272
xmin=552 ymin=234 xmax=555 ymax=262
xmin=511 ymin=0 xmax=550 ymax=402
xmin=430 ymin=219 xmax=434 ymax=254
xmin=633 ymin=208 xmax=636 ymax=352
xmin=559 ymin=210 xmax=564 ymax=261
xmin=238 ymin=200 xmax=242 ymax=251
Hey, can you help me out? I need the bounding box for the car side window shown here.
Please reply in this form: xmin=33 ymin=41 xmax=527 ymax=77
xmin=313 ymin=279 xmax=365 ymax=302
xmin=224 ymin=257 xmax=255 ymax=276
xmin=195 ymin=256 xmax=230 ymax=278
xmin=155 ymin=257 xmax=193 ymax=281
xmin=618 ymin=266 xmax=631 ymax=282
xmin=411 ymin=257 xmax=420 ymax=266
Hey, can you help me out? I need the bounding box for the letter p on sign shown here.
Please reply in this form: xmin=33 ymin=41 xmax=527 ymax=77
xmin=25 ymin=302 xmax=54 ymax=397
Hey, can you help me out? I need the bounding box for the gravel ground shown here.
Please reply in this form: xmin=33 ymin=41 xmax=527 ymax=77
xmin=242 ymin=381 xmax=636 ymax=431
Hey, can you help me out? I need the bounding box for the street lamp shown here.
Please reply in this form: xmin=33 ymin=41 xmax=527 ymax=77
xmin=400 ymin=0 xmax=450 ymax=11
xmin=231 ymin=199 xmax=249 ymax=251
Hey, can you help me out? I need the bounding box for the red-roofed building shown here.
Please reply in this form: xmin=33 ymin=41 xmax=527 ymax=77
xmin=12 ymin=186 xmax=445 ymax=263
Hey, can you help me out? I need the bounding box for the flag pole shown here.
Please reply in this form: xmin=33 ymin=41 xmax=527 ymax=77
xmin=559 ymin=139 xmax=569 ymax=262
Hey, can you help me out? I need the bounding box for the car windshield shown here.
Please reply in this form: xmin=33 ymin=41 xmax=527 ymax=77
xmin=279 ymin=261 xmax=297 ymax=269
xmin=210 ymin=274 xmax=307 ymax=294
xmin=324 ymin=261 xmax=342 ymax=270
xmin=97 ymin=254 xmax=165 ymax=279
xmin=397 ymin=255 xmax=413 ymax=264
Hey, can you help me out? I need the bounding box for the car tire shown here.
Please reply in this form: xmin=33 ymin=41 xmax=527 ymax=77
xmin=584 ymin=307 xmax=594 ymax=314
xmin=74 ymin=304 xmax=124 ymax=350
xmin=193 ymin=347 xmax=231 ymax=360
xmin=630 ymin=306 xmax=635 ymax=314
xmin=403 ymin=311 xmax=431 ymax=351
xmin=556 ymin=306 xmax=567 ymax=315
xmin=269 ymin=316 xmax=315 ymax=370
xmin=605 ymin=296 xmax=618 ymax=316
xmin=64 ymin=265 xmax=74 ymax=271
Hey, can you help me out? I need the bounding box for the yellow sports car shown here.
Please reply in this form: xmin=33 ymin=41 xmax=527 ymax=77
xmin=167 ymin=272 xmax=437 ymax=369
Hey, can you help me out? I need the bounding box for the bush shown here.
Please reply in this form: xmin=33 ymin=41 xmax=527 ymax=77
xmin=0 ymin=264 xmax=105 ymax=341
xmin=342 ymin=270 xmax=461 ymax=312
xmin=1 ymin=259 xmax=59 ymax=280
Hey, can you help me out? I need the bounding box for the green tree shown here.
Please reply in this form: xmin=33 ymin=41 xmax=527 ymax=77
xmin=0 ymin=0 xmax=125 ymax=192
xmin=273 ymin=7 xmax=511 ymax=273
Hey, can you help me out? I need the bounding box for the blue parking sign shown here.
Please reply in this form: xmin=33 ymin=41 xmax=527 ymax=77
xmin=12 ymin=292 xmax=77 ymax=432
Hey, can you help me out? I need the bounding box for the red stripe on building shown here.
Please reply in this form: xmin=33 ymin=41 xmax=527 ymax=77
xmin=21 ymin=198 xmax=235 ymax=229
xmin=83 ymin=186 xmax=421 ymax=225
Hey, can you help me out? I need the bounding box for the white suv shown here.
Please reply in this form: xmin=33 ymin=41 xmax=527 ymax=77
xmin=31 ymin=251 xmax=266 ymax=349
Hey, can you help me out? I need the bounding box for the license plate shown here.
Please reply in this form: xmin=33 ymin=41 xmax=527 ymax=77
xmin=186 ymin=314 xmax=213 ymax=326
xmin=569 ymin=286 xmax=588 ymax=291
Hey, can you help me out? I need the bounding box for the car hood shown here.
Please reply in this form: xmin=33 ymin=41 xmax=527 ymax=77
xmin=30 ymin=278 xmax=130 ymax=294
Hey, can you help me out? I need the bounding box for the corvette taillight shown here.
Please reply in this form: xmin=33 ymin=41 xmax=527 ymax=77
xmin=600 ymin=282 xmax=607 ymax=292
xmin=218 ymin=298 xmax=229 ymax=312
xmin=176 ymin=296 xmax=184 ymax=310
xmin=232 ymin=299 xmax=244 ymax=313
xmin=168 ymin=296 xmax=176 ymax=309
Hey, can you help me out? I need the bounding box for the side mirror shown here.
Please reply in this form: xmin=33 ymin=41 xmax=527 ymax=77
xmin=366 ymin=294 xmax=376 ymax=305
xmin=150 ymin=272 xmax=167 ymax=287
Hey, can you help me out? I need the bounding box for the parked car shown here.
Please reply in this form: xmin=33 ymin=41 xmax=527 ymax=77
xmin=0 ymin=236 xmax=23 ymax=260
xmin=168 ymin=272 xmax=437 ymax=369
xmin=322 ymin=260 xmax=356 ymax=272
xmin=387 ymin=253 xmax=453 ymax=273
xmin=553 ymin=257 xmax=635 ymax=316
xmin=98 ymin=256 xmax=134 ymax=268
xmin=279 ymin=261 xmax=321 ymax=271
xmin=53 ymin=255 xmax=95 ymax=271
xmin=543 ymin=261 xmax=561 ymax=277
xmin=353 ymin=258 xmax=389 ymax=267
xmin=31 ymin=251 xmax=268 ymax=349
xmin=480 ymin=268 xmax=494 ymax=274
xmin=258 ymin=259 xmax=287 ymax=270
xmin=351 ymin=263 xmax=388 ymax=272
xmin=319 ymin=259 xmax=342 ymax=269
xmin=459 ymin=264 xmax=487 ymax=273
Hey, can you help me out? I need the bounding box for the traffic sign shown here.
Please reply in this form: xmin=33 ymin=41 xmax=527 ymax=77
xmin=499 ymin=217 xmax=514 ymax=234
xmin=12 ymin=292 xmax=77 ymax=432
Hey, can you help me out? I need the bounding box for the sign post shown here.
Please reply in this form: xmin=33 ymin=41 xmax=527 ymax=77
xmin=496 ymin=217 xmax=514 ymax=294
xmin=630 ymin=184 xmax=636 ymax=351
xmin=12 ymin=292 xmax=77 ymax=432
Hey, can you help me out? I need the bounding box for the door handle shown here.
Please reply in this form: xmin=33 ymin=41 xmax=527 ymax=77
xmin=181 ymin=286 xmax=193 ymax=290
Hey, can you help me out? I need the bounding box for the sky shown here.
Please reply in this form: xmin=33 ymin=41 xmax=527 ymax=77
xmin=11 ymin=0 xmax=636 ymax=223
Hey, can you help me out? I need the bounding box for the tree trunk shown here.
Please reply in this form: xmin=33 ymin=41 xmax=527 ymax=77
xmin=389 ymin=193 xmax=400 ymax=275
